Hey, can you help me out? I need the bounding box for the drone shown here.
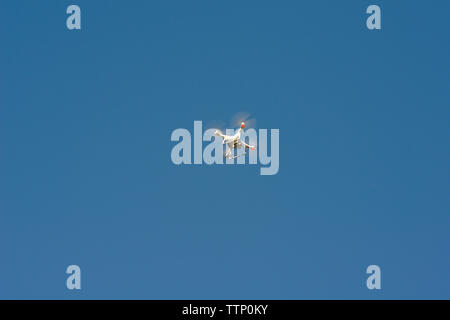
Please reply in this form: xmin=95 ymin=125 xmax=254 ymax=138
xmin=214 ymin=122 xmax=256 ymax=159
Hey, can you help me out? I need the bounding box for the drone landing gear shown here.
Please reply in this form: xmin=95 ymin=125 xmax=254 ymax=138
xmin=227 ymin=152 xmax=246 ymax=160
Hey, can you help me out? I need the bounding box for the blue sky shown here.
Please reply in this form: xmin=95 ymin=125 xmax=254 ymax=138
xmin=0 ymin=1 xmax=449 ymax=299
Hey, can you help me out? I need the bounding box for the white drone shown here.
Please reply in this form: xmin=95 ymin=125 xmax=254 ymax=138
xmin=214 ymin=122 xmax=256 ymax=159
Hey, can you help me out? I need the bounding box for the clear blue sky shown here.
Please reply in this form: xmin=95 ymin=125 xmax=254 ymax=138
xmin=1 ymin=0 xmax=449 ymax=299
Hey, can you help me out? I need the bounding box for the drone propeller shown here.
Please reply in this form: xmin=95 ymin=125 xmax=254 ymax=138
xmin=230 ymin=111 xmax=257 ymax=130
xmin=206 ymin=112 xmax=257 ymax=140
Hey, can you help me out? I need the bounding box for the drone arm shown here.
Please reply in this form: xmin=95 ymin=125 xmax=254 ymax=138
xmin=214 ymin=130 xmax=226 ymax=139
xmin=241 ymin=141 xmax=255 ymax=150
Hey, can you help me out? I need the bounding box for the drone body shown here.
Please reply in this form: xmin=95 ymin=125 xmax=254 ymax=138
xmin=214 ymin=122 xmax=256 ymax=159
